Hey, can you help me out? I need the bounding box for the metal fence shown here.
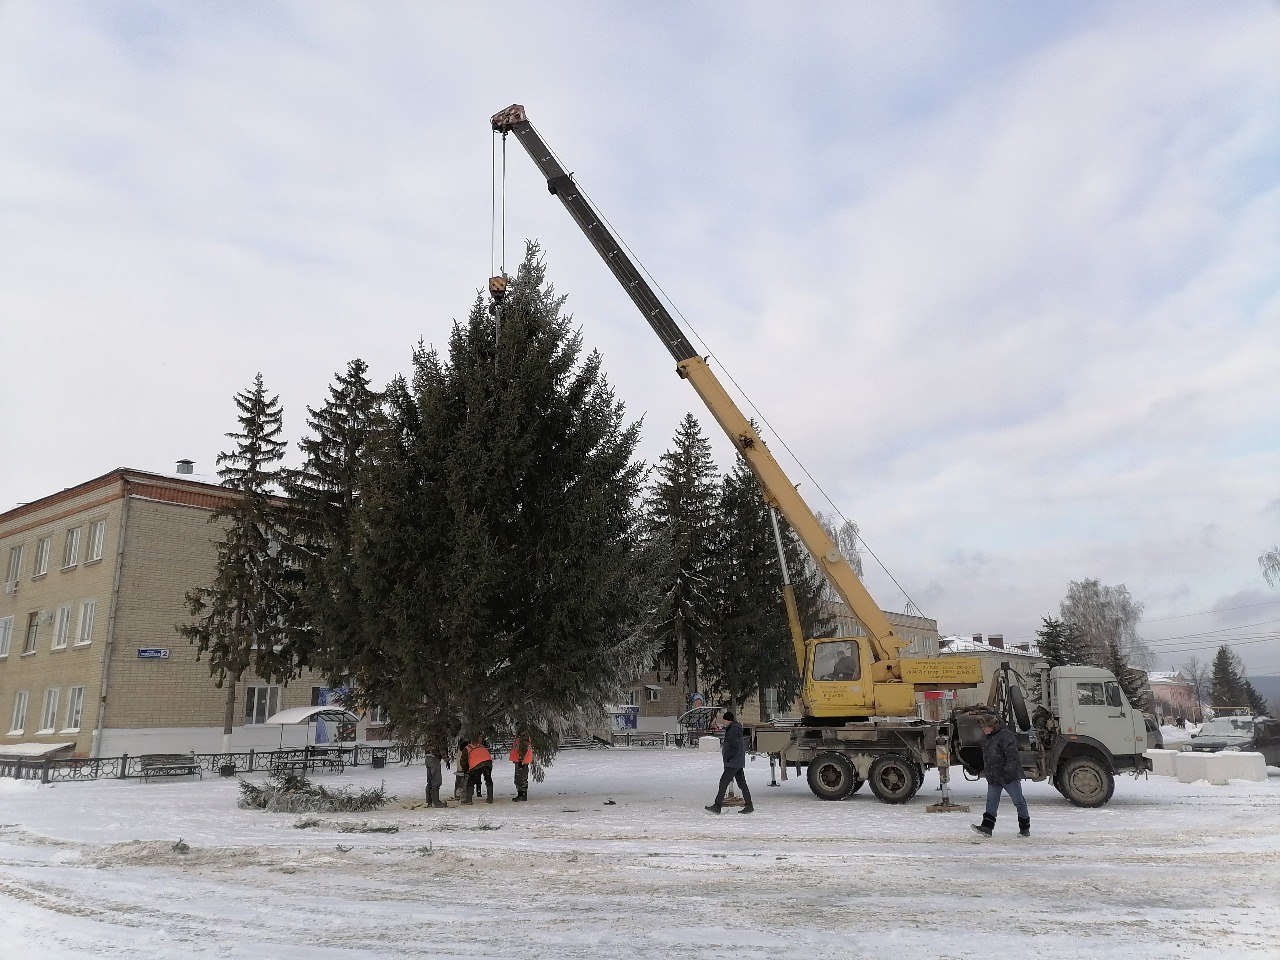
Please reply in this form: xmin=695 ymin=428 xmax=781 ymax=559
xmin=0 ymin=743 xmax=424 ymax=785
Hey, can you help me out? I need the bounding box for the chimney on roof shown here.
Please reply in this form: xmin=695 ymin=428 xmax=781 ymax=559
xmin=972 ymin=634 xmax=982 ymax=644
xmin=1015 ymin=643 xmax=1029 ymax=652
xmin=176 ymin=459 xmax=194 ymax=475
xmin=988 ymin=634 xmax=1005 ymax=650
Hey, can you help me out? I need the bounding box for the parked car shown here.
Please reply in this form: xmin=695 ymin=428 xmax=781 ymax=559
xmin=1185 ymin=716 xmax=1280 ymax=766
xmin=1144 ymin=716 xmax=1164 ymax=750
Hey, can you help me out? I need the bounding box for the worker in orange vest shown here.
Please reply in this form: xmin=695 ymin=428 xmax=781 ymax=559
xmin=463 ymin=736 xmax=493 ymax=804
xmin=509 ymin=732 xmax=533 ymax=802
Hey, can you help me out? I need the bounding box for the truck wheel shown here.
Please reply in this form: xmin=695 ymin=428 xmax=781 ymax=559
xmin=806 ymin=752 xmax=858 ymax=801
xmin=868 ymin=754 xmax=920 ymax=804
xmin=1057 ymin=756 xmax=1115 ymax=808
xmin=1008 ymin=685 xmax=1030 ymax=731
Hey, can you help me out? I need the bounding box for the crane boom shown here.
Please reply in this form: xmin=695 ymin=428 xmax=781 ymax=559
xmin=492 ymin=104 xmax=906 ymax=674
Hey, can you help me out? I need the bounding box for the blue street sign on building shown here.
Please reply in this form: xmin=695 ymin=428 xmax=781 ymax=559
xmin=137 ymin=648 xmax=170 ymax=659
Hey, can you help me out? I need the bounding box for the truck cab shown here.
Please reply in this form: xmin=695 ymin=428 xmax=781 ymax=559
xmin=1052 ymin=666 xmax=1149 ymax=765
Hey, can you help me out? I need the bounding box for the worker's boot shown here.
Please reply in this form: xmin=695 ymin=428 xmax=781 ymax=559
xmin=971 ymin=813 xmax=996 ymax=837
xmin=704 ymin=804 xmax=722 ymax=815
xmin=1018 ymin=816 xmax=1031 ymax=838
xmin=739 ymin=804 xmax=754 ymax=814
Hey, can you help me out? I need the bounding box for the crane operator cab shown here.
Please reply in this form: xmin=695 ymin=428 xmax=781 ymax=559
xmin=805 ymin=637 xmax=876 ymax=722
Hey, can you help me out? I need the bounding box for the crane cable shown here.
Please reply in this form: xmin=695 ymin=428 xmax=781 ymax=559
xmin=490 ymin=133 xmax=509 ymax=280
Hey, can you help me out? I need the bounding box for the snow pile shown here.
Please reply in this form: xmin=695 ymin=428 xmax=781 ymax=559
xmin=1 ymin=751 xmax=1277 ymax=959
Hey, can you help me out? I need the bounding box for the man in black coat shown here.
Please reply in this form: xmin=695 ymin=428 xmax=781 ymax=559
xmin=705 ymin=711 xmax=754 ymax=814
xmin=972 ymin=714 xmax=1030 ymax=837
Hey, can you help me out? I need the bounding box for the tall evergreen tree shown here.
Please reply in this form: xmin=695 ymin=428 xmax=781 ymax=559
xmin=702 ymin=457 xmax=831 ymax=715
xmin=345 ymin=245 xmax=658 ymax=755
xmin=283 ymin=358 xmax=382 ymax=683
xmin=1034 ymin=615 xmax=1078 ymax=667
xmin=1210 ymin=645 xmax=1244 ymax=709
xmin=178 ymin=374 xmax=297 ymax=752
xmin=642 ymin=413 xmax=720 ymax=702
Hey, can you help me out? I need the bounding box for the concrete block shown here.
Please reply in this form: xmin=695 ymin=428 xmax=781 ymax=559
xmin=1145 ymin=749 xmax=1180 ymax=777
xmin=1174 ymin=751 xmax=1228 ymax=785
xmin=1216 ymin=751 xmax=1267 ymax=782
xmin=698 ymin=736 xmax=720 ymax=753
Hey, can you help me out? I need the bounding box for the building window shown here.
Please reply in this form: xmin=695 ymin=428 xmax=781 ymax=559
xmin=63 ymin=528 xmax=81 ymax=569
xmin=5 ymin=545 xmax=23 ymax=591
xmin=0 ymin=616 xmax=12 ymax=657
xmin=646 ymin=685 xmax=661 ymax=703
xmin=76 ymin=600 xmax=96 ymax=645
xmin=39 ymin=688 xmax=59 ymax=733
xmin=64 ymin=686 xmax=86 ymax=732
xmin=22 ymin=612 xmax=39 ymax=655
xmin=33 ymin=538 xmax=50 ymax=577
xmin=8 ymin=691 xmax=28 ymax=734
xmin=244 ymin=685 xmax=281 ymax=725
xmin=623 ymin=689 xmax=638 ymax=706
xmin=368 ymin=705 xmax=389 ymax=725
xmin=87 ymin=520 xmax=106 ymax=562
xmin=53 ymin=604 xmax=73 ymax=650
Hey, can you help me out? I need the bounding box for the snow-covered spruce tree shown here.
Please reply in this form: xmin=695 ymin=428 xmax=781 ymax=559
xmin=179 ymin=374 xmax=299 ymax=752
xmin=347 ymin=245 xmax=658 ymax=757
xmin=281 ymin=359 xmax=382 ymax=684
xmin=1210 ymin=645 xmax=1244 ymax=710
xmin=1034 ymin=616 xmax=1079 ymax=667
xmin=1209 ymin=645 xmax=1267 ymax=714
xmin=702 ymin=456 xmax=832 ymax=716
xmin=642 ymin=412 xmax=720 ymax=703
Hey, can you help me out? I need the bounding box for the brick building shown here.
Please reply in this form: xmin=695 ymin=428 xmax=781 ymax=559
xmin=0 ymin=468 xmax=350 ymax=759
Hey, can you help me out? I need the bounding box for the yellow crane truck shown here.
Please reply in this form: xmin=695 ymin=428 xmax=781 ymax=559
xmin=491 ymin=104 xmax=1152 ymax=807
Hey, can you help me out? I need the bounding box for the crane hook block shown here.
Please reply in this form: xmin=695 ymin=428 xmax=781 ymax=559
xmin=488 ymin=275 xmax=508 ymax=302
xmin=491 ymin=104 xmax=526 ymax=133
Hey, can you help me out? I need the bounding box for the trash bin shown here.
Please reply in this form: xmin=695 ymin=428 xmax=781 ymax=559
xmin=219 ymin=763 xmax=237 ymax=777
xmin=371 ymin=754 xmax=386 ymax=770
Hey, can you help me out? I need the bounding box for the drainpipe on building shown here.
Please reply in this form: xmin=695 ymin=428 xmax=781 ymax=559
xmin=92 ymin=482 xmax=132 ymax=758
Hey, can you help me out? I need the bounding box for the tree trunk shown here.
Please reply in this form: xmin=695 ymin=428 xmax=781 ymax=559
xmin=222 ymin=680 xmax=237 ymax=755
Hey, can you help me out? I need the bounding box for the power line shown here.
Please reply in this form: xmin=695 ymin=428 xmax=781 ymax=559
xmin=1144 ymin=598 xmax=1280 ymax=623
xmin=1143 ymin=618 xmax=1280 ymax=645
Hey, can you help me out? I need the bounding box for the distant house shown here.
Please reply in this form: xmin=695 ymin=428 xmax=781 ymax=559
xmin=1147 ymin=670 xmax=1200 ymax=723
xmin=938 ymin=634 xmax=1040 ymax=717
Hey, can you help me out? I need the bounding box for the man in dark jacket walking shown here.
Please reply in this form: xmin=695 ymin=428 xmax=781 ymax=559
xmin=705 ymin=711 xmax=754 ymax=814
xmin=972 ymin=714 xmax=1030 ymax=837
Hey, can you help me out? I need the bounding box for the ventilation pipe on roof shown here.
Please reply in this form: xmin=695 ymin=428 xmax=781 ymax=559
xmin=175 ymin=460 xmax=194 ymax=475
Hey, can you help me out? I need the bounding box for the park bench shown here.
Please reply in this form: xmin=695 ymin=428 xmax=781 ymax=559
xmin=139 ymin=753 xmax=203 ymax=782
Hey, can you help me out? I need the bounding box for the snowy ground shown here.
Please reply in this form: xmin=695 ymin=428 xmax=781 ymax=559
xmin=2 ymin=750 xmax=1277 ymax=960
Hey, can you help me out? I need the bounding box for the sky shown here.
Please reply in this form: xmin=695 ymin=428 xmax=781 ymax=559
xmin=2 ymin=2 xmax=1278 ymax=674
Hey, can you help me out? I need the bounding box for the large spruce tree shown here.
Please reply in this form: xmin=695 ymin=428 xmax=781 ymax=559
xmin=179 ymin=373 xmax=298 ymax=752
xmin=702 ymin=457 xmax=831 ymax=715
xmin=642 ymin=413 xmax=720 ymax=702
xmin=1209 ymin=645 xmax=1268 ymax=714
xmin=283 ymin=358 xmax=382 ymax=682
xmin=1034 ymin=615 xmax=1078 ymax=667
xmin=345 ymin=245 xmax=657 ymax=755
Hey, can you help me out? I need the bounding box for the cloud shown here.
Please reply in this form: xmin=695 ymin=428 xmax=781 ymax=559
xmin=1 ymin=2 xmax=1277 ymax=670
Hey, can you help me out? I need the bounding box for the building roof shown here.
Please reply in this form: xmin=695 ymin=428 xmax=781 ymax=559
xmin=939 ymin=636 xmax=1040 ymax=657
xmin=1148 ymin=671 xmax=1189 ymax=684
